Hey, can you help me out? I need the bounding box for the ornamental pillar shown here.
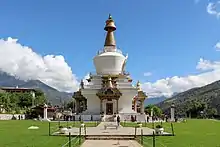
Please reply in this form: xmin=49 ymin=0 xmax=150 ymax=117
xmin=134 ymin=99 xmax=137 ymax=112
xmin=116 ymin=98 xmax=119 ymax=114
xmin=100 ymin=99 xmax=103 ymax=114
xmin=141 ymin=100 xmax=145 ymax=114
xmin=76 ymin=100 xmax=80 ymax=114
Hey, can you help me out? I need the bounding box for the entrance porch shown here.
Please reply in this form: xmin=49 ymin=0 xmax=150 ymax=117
xmin=97 ymin=87 xmax=121 ymax=115
xmin=100 ymin=99 xmax=119 ymax=115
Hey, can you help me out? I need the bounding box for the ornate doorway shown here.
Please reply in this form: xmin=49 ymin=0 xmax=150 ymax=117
xmin=106 ymin=103 xmax=113 ymax=115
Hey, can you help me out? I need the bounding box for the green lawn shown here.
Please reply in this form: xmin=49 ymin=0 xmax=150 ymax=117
xmin=1 ymin=119 xmax=220 ymax=147
xmin=0 ymin=120 xmax=97 ymax=147
xmin=122 ymin=119 xmax=220 ymax=147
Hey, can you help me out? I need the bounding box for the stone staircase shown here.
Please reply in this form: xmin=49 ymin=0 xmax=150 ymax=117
xmin=85 ymin=135 xmax=135 ymax=140
xmin=103 ymin=115 xmax=115 ymax=122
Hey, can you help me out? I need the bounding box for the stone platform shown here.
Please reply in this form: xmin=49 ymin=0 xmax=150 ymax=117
xmin=52 ymin=122 xmax=172 ymax=137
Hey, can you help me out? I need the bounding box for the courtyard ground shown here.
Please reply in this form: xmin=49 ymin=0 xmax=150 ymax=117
xmin=122 ymin=119 xmax=220 ymax=147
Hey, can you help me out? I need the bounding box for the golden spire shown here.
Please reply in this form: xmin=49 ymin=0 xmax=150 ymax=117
xmin=136 ymin=80 xmax=141 ymax=91
xmin=107 ymin=77 xmax=113 ymax=88
xmin=104 ymin=14 xmax=116 ymax=47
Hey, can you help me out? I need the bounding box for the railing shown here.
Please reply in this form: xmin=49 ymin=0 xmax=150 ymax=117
xmin=61 ymin=126 xmax=86 ymax=147
xmin=89 ymin=71 xmax=130 ymax=76
xmin=97 ymin=48 xmax=123 ymax=55
xmin=130 ymin=121 xmax=175 ymax=147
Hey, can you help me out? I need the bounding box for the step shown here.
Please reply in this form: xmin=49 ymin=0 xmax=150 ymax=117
xmin=85 ymin=136 xmax=135 ymax=140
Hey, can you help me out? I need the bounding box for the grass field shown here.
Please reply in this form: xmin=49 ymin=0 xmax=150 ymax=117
xmin=0 ymin=119 xmax=219 ymax=147
xmin=122 ymin=119 xmax=220 ymax=147
xmin=0 ymin=120 xmax=97 ymax=147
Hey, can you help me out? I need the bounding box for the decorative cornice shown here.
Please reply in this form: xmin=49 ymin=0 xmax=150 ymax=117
xmin=73 ymin=90 xmax=86 ymax=100
xmin=96 ymin=87 xmax=122 ymax=99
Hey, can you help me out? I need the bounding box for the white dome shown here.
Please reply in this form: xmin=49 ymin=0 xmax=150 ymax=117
xmin=93 ymin=50 xmax=126 ymax=75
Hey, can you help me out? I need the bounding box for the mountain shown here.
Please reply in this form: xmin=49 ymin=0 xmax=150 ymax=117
xmin=144 ymin=96 xmax=166 ymax=106
xmin=144 ymin=93 xmax=179 ymax=106
xmin=0 ymin=72 xmax=73 ymax=104
xmin=157 ymin=80 xmax=220 ymax=116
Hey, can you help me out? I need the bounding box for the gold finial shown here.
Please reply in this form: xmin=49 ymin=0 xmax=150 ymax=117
xmin=108 ymin=14 xmax=112 ymax=19
xmin=104 ymin=14 xmax=116 ymax=47
xmin=80 ymin=79 xmax=84 ymax=89
xmin=107 ymin=76 xmax=113 ymax=88
xmin=136 ymin=80 xmax=141 ymax=91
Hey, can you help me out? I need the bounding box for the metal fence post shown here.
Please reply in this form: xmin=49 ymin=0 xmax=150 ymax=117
xmin=141 ymin=129 xmax=143 ymax=145
xmin=153 ymin=131 xmax=156 ymax=147
xmin=68 ymin=132 xmax=71 ymax=147
xmin=152 ymin=121 xmax=155 ymax=129
xmin=171 ymin=123 xmax=175 ymax=136
xmin=48 ymin=122 xmax=51 ymax=136
xmin=84 ymin=125 xmax=86 ymax=137
xmin=79 ymin=126 xmax=81 ymax=145
xmin=134 ymin=127 xmax=137 ymax=137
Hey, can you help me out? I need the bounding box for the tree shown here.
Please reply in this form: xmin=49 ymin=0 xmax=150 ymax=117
xmin=0 ymin=89 xmax=47 ymax=113
xmin=34 ymin=89 xmax=46 ymax=105
xmin=67 ymin=101 xmax=74 ymax=109
xmin=206 ymin=108 xmax=218 ymax=118
xmin=145 ymin=104 xmax=162 ymax=117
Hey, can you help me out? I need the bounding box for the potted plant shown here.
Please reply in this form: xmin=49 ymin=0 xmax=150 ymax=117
xmin=155 ymin=125 xmax=164 ymax=134
xmin=59 ymin=126 xmax=68 ymax=134
xmin=136 ymin=122 xmax=142 ymax=128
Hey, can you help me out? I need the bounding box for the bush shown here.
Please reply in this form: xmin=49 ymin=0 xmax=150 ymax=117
xmin=155 ymin=125 xmax=163 ymax=128
xmin=59 ymin=126 xmax=63 ymax=129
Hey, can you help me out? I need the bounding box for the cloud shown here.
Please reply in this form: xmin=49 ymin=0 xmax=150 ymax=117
xmin=144 ymin=72 xmax=152 ymax=77
xmin=207 ymin=1 xmax=220 ymax=18
xmin=0 ymin=37 xmax=79 ymax=92
xmin=215 ymin=42 xmax=220 ymax=51
xmin=83 ymin=73 xmax=90 ymax=85
xmin=142 ymin=58 xmax=220 ymax=98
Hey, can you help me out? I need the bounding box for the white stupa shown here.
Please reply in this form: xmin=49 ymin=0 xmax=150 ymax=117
xmin=73 ymin=15 xmax=147 ymax=121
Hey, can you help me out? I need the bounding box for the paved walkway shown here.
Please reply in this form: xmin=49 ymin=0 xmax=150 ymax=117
xmin=81 ymin=140 xmax=143 ymax=147
xmin=80 ymin=122 xmax=143 ymax=147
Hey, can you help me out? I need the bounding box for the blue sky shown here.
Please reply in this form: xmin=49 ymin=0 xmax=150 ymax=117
xmin=0 ymin=0 xmax=220 ymax=96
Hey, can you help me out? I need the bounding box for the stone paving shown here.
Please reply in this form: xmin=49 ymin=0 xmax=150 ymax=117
xmin=53 ymin=122 xmax=172 ymax=146
xmin=53 ymin=122 xmax=171 ymax=136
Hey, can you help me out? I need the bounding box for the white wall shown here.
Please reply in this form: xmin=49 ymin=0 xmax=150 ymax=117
xmin=74 ymin=115 xmax=101 ymax=121
xmin=0 ymin=114 xmax=25 ymax=120
xmin=94 ymin=53 xmax=125 ymax=75
xmin=81 ymin=92 xmax=100 ymax=115
xmin=118 ymin=89 xmax=137 ymax=114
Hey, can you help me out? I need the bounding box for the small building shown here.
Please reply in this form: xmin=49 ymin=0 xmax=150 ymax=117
xmin=31 ymin=105 xmax=56 ymax=119
xmin=0 ymin=86 xmax=36 ymax=93
xmin=0 ymin=86 xmax=37 ymax=107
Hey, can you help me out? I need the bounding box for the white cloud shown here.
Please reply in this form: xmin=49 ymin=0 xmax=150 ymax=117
xmin=83 ymin=73 xmax=90 ymax=86
xmin=0 ymin=37 xmax=79 ymax=92
xmin=207 ymin=1 xmax=220 ymax=18
xmin=142 ymin=58 xmax=220 ymax=98
xmin=144 ymin=72 xmax=152 ymax=77
xmin=215 ymin=42 xmax=220 ymax=51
